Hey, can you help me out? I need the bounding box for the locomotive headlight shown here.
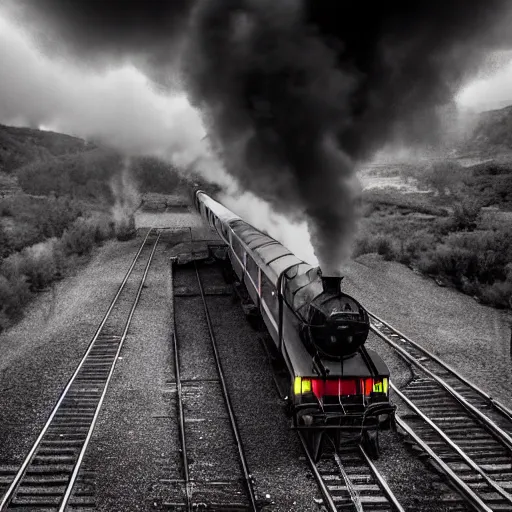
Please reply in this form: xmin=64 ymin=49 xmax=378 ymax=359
xmin=373 ymin=378 xmax=388 ymax=394
xmin=294 ymin=377 xmax=312 ymax=395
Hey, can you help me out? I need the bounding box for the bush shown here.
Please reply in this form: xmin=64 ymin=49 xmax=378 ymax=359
xmin=21 ymin=241 xmax=59 ymax=290
xmin=452 ymin=198 xmax=482 ymax=230
xmin=480 ymin=280 xmax=512 ymax=309
xmin=375 ymin=236 xmax=395 ymax=260
xmin=60 ymin=218 xmax=97 ymax=256
xmin=0 ymin=274 xmax=31 ymax=331
xmin=352 ymin=236 xmax=374 ymax=257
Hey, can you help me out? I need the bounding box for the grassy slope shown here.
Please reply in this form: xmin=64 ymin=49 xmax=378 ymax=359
xmin=0 ymin=124 xmax=91 ymax=174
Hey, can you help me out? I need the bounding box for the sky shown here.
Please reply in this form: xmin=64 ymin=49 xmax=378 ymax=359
xmin=0 ymin=2 xmax=511 ymax=269
xmin=0 ymin=4 xmax=509 ymax=143
xmin=457 ymin=51 xmax=512 ymax=111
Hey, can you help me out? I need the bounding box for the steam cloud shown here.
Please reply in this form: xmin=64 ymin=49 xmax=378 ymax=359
xmin=184 ymin=0 xmax=509 ymax=274
xmin=4 ymin=0 xmax=512 ymax=274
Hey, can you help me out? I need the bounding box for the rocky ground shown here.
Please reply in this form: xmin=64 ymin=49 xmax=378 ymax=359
xmin=0 ymin=191 xmax=510 ymax=511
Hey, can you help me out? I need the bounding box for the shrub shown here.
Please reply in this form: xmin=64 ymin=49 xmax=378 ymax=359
xmin=479 ymin=280 xmax=512 ymax=309
xmin=352 ymin=236 xmax=374 ymax=257
xmin=60 ymin=218 xmax=96 ymax=256
xmin=416 ymin=253 xmax=440 ymax=275
xmin=452 ymin=198 xmax=482 ymax=230
xmin=375 ymin=236 xmax=395 ymax=260
xmin=21 ymin=241 xmax=58 ymax=290
xmin=0 ymin=273 xmax=31 ymax=331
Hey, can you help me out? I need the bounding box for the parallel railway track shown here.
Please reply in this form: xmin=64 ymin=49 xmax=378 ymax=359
xmin=369 ymin=311 xmax=512 ymax=512
xmin=170 ymin=260 xmax=257 ymax=511
xmin=0 ymin=229 xmax=160 ymax=511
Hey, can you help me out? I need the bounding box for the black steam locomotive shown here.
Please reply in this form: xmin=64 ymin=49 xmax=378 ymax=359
xmin=194 ymin=190 xmax=395 ymax=460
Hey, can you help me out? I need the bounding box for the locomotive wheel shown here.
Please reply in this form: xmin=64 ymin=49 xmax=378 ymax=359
xmin=380 ymin=413 xmax=397 ymax=432
xmin=362 ymin=429 xmax=380 ymax=460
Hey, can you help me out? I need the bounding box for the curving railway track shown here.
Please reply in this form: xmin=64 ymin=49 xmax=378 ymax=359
xmin=0 ymin=229 xmax=160 ymax=511
xmin=170 ymin=260 xmax=257 ymax=511
xmin=369 ymin=311 xmax=512 ymax=512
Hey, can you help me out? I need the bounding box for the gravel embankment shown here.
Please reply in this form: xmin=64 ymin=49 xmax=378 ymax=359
xmin=0 ymin=234 xmax=146 ymax=488
xmin=72 ymin=235 xmax=182 ymax=511
xmin=342 ymin=253 xmax=512 ymax=408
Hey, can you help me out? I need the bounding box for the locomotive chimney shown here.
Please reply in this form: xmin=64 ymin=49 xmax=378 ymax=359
xmin=318 ymin=269 xmax=344 ymax=295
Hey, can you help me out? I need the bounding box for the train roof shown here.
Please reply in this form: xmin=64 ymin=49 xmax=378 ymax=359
xmin=230 ymin=220 xmax=304 ymax=285
xmin=197 ymin=191 xmax=241 ymax=224
xmin=197 ymin=190 xmax=308 ymax=284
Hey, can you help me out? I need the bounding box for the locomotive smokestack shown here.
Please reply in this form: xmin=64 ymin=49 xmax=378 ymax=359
xmin=319 ymin=270 xmax=343 ymax=295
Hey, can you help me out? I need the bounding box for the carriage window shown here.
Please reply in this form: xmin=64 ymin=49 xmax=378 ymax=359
xmin=231 ymin=236 xmax=244 ymax=263
xmin=214 ymin=218 xmax=223 ymax=238
xmin=246 ymin=256 xmax=259 ymax=289
xmin=261 ymin=273 xmax=279 ymax=319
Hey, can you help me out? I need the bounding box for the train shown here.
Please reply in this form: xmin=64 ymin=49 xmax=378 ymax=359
xmin=193 ymin=189 xmax=395 ymax=460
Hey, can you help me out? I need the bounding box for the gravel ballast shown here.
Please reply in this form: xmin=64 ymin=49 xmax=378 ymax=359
xmin=0 ymin=235 xmax=145 ymax=489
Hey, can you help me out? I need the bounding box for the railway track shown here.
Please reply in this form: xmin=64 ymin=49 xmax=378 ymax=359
xmin=255 ymin=326 xmax=405 ymax=512
xmin=170 ymin=260 xmax=257 ymax=511
xmin=300 ymin=435 xmax=405 ymax=512
xmin=369 ymin=311 xmax=512 ymax=512
xmin=0 ymin=229 xmax=160 ymax=511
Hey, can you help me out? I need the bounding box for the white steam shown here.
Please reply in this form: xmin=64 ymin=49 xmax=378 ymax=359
xmin=110 ymin=157 xmax=141 ymax=230
xmin=0 ymin=9 xmax=324 ymax=265
xmin=219 ymin=189 xmax=318 ymax=266
xmin=0 ymin=11 xmax=222 ymax=176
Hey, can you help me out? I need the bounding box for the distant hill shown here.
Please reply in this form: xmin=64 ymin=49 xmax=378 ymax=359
xmin=463 ymin=105 xmax=512 ymax=155
xmin=0 ymin=124 xmax=92 ymax=174
xmin=0 ymin=123 xmax=182 ymax=200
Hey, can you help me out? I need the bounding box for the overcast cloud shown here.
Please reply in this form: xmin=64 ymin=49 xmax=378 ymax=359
xmin=0 ymin=10 xmax=224 ymax=179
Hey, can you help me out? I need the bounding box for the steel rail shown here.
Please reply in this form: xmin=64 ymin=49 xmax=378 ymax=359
xmin=0 ymin=229 xmax=155 ymax=511
xmin=59 ymin=231 xmax=161 ymax=510
xmin=170 ymin=262 xmax=193 ymax=512
xmin=369 ymin=324 xmax=512 ymax=454
xmin=396 ymin=415 xmax=493 ymax=512
xmin=298 ymin=433 xmax=338 ymax=512
xmin=194 ymin=263 xmax=258 ymax=512
xmin=368 ymin=311 xmax=512 ymax=422
xmin=358 ymin=444 xmax=406 ymax=512
xmin=391 ymin=381 xmax=512 ymax=504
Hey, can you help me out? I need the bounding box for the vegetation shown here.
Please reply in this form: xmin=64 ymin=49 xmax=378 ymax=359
xmin=0 ymin=195 xmax=115 ymax=331
xmin=354 ymin=160 xmax=512 ymax=310
xmin=0 ymin=124 xmax=89 ymax=174
xmin=0 ymin=124 xmax=185 ymax=332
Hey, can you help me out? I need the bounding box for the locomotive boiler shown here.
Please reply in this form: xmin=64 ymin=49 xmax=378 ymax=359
xmin=194 ymin=189 xmax=395 ymax=460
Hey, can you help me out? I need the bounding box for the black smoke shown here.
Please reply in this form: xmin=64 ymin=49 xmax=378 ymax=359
xmin=10 ymin=0 xmax=196 ymax=86
xmin=184 ymin=0 xmax=509 ymax=273
xmin=11 ymin=0 xmax=511 ymax=273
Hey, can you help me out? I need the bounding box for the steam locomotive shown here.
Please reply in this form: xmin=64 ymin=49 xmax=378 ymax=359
xmin=194 ymin=190 xmax=395 ymax=460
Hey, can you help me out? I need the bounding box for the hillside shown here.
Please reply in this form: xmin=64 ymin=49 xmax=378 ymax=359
xmin=463 ymin=105 xmax=512 ymax=155
xmin=0 ymin=124 xmax=91 ymax=174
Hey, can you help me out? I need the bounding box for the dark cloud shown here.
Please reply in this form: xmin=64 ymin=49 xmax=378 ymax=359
xmin=10 ymin=0 xmax=512 ymax=273
xmin=183 ymin=0 xmax=509 ymax=273
xmin=11 ymin=0 xmax=196 ymax=85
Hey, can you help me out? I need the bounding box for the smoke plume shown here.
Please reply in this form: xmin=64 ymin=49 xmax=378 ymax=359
xmin=110 ymin=157 xmax=141 ymax=237
xmin=183 ymin=0 xmax=509 ymax=274
xmin=4 ymin=0 xmax=512 ymax=273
